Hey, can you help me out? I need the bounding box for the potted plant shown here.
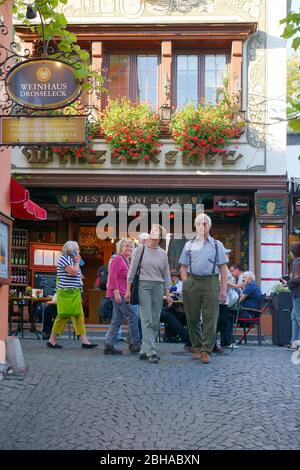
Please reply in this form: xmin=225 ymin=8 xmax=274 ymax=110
xmin=101 ymin=98 xmax=161 ymax=163
xmin=170 ymin=101 xmax=241 ymax=164
xmin=24 ymin=286 xmax=32 ymax=298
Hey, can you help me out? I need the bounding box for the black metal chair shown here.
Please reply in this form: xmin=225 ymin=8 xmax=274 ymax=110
xmin=234 ymin=294 xmax=270 ymax=346
xmin=9 ymin=300 xmax=24 ymax=337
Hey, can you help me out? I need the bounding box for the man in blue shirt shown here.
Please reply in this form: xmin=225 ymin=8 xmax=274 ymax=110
xmin=240 ymin=271 xmax=263 ymax=316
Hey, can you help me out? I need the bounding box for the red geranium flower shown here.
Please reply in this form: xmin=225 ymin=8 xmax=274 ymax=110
xmin=170 ymin=101 xmax=241 ymax=163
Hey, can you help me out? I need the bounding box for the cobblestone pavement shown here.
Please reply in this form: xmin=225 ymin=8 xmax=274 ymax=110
xmin=0 ymin=339 xmax=300 ymax=450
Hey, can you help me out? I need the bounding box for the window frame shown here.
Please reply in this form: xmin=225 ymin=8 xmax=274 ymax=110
xmin=173 ymin=49 xmax=231 ymax=108
xmin=103 ymin=51 xmax=161 ymax=109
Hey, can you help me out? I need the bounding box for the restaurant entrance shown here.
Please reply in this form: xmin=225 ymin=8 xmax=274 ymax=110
xmin=211 ymin=224 xmax=241 ymax=266
xmin=13 ymin=189 xmax=254 ymax=323
xmin=76 ymin=226 xmax=116 ymax=324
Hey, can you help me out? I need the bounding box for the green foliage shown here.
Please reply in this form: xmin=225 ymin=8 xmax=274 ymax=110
xmin=272 ymin=284 xmax=290 ymax=293
xmin=12 ymin=0 xmax=105 ymax=94
xmin=287 ymin=53 xmax=300 ymax=116
xmin=101 ymin=98 xmax=161 ymax=162
xmin=282 ymin=9 xmax=300 ymax=128
xmin=170 ymin=101 xmax=240 ymax=163
xmin=281 ymin=12 xmax=300 ymax=50
xmin=290 ymin=119 xmax=300 ymax=132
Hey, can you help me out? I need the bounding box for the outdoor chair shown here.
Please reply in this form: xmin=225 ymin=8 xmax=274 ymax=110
xmin=8 ymin=301 xmax=24 ymax=337
xmin=233 ymin=294 xmax=270 ymax=346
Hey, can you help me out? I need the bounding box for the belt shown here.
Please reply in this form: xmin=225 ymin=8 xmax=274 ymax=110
xmin=188 ymin=273 xmax=219 ymax=280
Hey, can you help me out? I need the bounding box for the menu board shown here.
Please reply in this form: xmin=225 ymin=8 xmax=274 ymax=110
xmin=33 ymin=249 xmax=61 ymax=266
xmin=33 ymin=271 xmax=57 ymax=297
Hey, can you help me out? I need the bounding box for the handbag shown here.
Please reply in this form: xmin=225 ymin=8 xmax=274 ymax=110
xmin=130 ymin=246 xmax=145 ymax=305
xmin=56 ymin=288 xmax=82 ymax=318
xmin=98 ymin=297 xmax=113 ymax=321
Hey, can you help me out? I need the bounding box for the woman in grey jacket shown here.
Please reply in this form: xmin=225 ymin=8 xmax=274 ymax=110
xmin=126 ymin=224 xmax=172 ymax=363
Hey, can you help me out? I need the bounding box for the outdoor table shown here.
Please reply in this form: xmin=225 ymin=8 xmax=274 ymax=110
xmin=9 ymin=296 xmax=52 ymax=340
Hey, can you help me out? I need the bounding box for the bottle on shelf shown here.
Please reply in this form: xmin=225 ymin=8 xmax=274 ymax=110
xmin=11 ymin=230 xmax=28 ymax=287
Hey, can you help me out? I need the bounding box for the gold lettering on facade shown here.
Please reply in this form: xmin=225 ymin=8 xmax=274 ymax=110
xmin=39 ymin=148 xmax=53 ymax=163
xmin=24 ymin=149 xmax=244 ymax=166
xmin=223 ymin=151 xmax=243 ymax=165
xmin=204 ymin=155 xmax=218 ymax=165
xmin=22 ymin=147 xmax=53 ymax=163
xmin=88 ymin=151 xmax=107 ymax=164
xmin=165 ymin=151 xmax=178 ymax=165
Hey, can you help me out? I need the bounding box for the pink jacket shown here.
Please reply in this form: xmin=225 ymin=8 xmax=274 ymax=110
xmin=106 ymin=255 xmax=129 ymax=298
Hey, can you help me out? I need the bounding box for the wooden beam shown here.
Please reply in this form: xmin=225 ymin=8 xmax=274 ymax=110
xmin=230 ymin=40 xmax=243 ymax=101
xmin=91 ymin=41 xmax=103 ymax=109
xmin=20 ymin=174 xmax=287 ymax=191
xmin=161 ymin=41 xmax=172 ymax=108
xmin=15 ymin=22 xmax=257 ymax=42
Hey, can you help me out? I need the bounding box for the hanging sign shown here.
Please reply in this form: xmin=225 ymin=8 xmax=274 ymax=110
xmin=5 ymin=59 xmax=81 ymax=110
xmin=214 ymin=195 xmax=249 ymax=212
xmin=1 ymin=116 xmax=86 ymax=145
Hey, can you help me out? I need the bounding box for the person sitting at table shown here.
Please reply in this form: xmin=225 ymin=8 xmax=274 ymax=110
xmin=169 ymin=269 xmax=183 ymax=298
xmin=160 ymin=270 xmax=188 ymax=343
xmin=239 ymin=271 xmax=263 ymax=317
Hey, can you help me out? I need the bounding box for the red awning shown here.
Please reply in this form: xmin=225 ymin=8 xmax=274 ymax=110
xmin=10 ymin=178 xmax=47 ymax=221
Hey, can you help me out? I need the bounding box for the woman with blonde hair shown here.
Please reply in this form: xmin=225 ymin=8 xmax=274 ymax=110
xmin=47 ymin=240 xmax=97 ymax=349
xmin=104 ymin=238 xmax=141 ymax=355
xmin=126 ymin=225 xmax=172 ymax=364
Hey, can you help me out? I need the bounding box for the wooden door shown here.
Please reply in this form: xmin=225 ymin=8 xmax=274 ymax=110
xmin=210 ymin=224 xmax=240 ymax=266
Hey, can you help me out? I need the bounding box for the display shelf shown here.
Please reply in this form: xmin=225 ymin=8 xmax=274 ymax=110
xmin=10 ymin=229 xmax=29 ymax=296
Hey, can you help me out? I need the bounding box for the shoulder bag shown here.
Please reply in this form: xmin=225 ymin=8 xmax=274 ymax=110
xmin=56 ymin=287 xmax=82 ymax=318
xmin=130 ymin=246 xmax=145 ymax=305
